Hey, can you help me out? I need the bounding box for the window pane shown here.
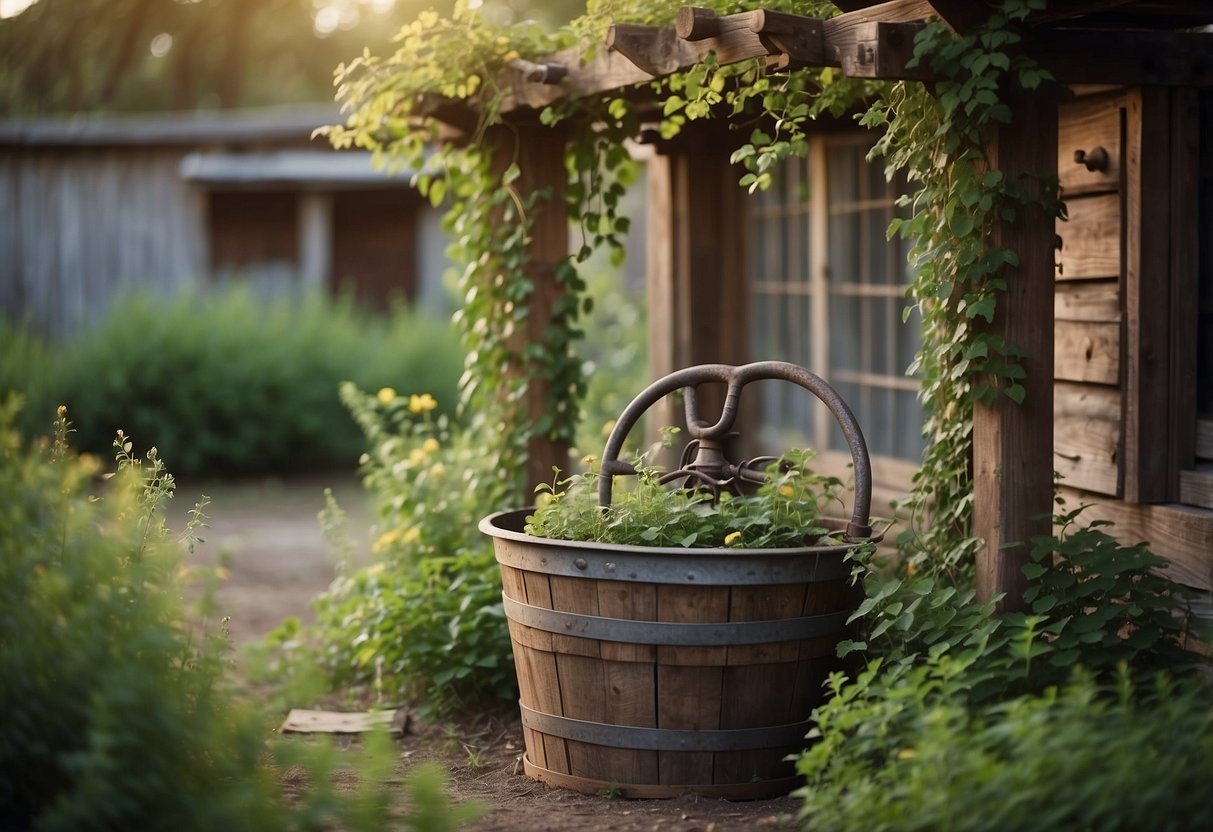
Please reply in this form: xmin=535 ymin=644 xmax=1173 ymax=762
xmin=895 ymin=390 xmax=926 ymax=460
xmin=749 ymin=141 xmax=924 ymax=465
xmin=829 ymin=293 xmax=860 ymax=372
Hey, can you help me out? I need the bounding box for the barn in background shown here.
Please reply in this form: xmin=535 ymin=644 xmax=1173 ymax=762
xmin=0 ymin=105 xmax=450 ymax=339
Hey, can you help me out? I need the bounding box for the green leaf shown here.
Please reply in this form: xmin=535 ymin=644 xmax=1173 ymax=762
xmin=1021 ymin=562 xmax=1047 ymax=580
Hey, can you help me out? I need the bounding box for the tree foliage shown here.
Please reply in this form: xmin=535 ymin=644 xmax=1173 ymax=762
xmin=0 ymin=0 xmax=584 ymax=115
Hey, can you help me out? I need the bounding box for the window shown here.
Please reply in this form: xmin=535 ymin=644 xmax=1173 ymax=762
xmin=208 ymin=191 xmax=298 ymax=281
xmin=749 ymin=135 xmax=922 ymax=484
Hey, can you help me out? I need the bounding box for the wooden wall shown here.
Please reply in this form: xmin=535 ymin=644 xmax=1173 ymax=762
xmin=0 ymin=147 xmax=207 ymax=339
xmin=1054 ymin=91 xmax=1124 ymax=496
xmin=1054 ymin=87 xmax=1213 ymax=592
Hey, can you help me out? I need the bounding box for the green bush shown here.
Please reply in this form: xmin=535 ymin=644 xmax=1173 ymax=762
xmin=0 ymin=403 xmax=481 ymax=830
xmin=798 ymin=666 xmax=1213 ymax=832
xmin=286 ymin=384 xmax=517 ymax=717
xmin=0 ymin=287 xmax=462 ymax=476
xmin=526 ymin=447 xmax=844 ymax=548
xmin=283 ymin=267 xmax=649 ymax=719
xmin=794 ymin=508 xmax=1213 ymax=831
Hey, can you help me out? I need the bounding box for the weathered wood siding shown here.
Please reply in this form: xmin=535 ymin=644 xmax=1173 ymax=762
xmin=1055 ymin=87 xmax=1213 ymax=592
xmin=0 ymin=146 xmax=206 ymax=339
xmin=1054 ymin=90 xmax=1123 ymax=496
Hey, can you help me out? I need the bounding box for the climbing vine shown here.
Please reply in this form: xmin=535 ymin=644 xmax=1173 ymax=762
xmin=867 ymin=0 xmax=1061 ymax=580
xmin=325 ymin=0 xmax=1059 ymax=575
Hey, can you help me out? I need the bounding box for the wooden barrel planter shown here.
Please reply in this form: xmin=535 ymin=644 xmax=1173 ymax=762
xmin=480 ymin=362 xmax=876 ymax=799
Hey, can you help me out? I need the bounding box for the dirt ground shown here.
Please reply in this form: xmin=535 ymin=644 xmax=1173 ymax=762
xmin=175 ymin=475 xmax=802 ymax=832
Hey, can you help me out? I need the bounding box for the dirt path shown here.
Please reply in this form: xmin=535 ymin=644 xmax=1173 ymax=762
xmin=175 ymin=475 xmax=803 ymax=832
xmin=175 ymin=473 xmax=373 ymax=648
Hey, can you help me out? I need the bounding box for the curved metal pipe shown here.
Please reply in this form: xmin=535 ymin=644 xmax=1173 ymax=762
xmin=598 ymin=361 xmax=873 ymax=540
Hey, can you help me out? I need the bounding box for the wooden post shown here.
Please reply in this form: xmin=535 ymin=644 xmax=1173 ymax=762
xmin=974 ymin=86 xmax=1058 ymax=610
xmin=486 ymin=123 xmax=571 ymax=494
xmin=646 ymin=129 xmax=750 ymax=451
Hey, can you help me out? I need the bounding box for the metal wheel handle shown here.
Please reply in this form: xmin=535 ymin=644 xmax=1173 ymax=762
xmin=597 ymin=361 xmax=873 ymax=541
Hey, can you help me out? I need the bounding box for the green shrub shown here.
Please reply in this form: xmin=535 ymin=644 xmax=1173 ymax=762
xmin=794 ymin=508 xmax=1213 ymax=831
xmin=526 ymin=447 xmax=844 ymax=548
xmin=797 ymin=665 xmax=1213 ymax=832
xmin=290 ymin=384 xmax=517 ymax=717
xmin=1 ymin=287 xmax=462 ymax=476
xmin=284 ymin=267 xmax=649 ymax=718
xmin=0 ymin=403 xmax=480 ymax=830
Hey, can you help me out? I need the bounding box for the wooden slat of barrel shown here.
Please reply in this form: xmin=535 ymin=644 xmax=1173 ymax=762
xmin=718 ymin=583 xmax=810 ymax=784
xmin=791 ymin=578 xmax=860 ymax=724
xmin=500 ymin=565 xmax=552 ymax=772
xmin=549 ymin=575 xmax=607 ymax=779
xmin=656 ymin=584 xmax=729 ymax=785
xmin=597 ymin=579 xmax=658 ymax=783
xmin=520 ymin=571 xmax=568 ymax=773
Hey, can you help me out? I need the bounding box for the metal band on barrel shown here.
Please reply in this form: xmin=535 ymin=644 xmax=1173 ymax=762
xmin=490 ymin=533 xmax=853 ymax=585
xmin=502 ymin=595 xmax=848 ymax=645
xmin=519 ymin=703 xmax=812 ymax=752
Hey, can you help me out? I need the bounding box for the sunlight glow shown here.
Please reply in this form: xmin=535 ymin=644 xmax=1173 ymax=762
xmin=0 ymin=0 xmax=37 ymax=19
xmin=149 ymin=32 xmax=174 ymax=58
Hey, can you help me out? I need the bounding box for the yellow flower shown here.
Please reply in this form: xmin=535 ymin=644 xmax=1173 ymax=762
xmin=600 ymin=419 xmax=616 ymax=437
xmin=724 ymin=531 xmax=742 ymax=546
xmin=401 ymin=527 xmax=421 ymax=545
xmin=366 ymin=563 xmax=386 ymax=577
xmin=581 ymin=453 xmax=597 ymax=467
xmin=408 ymin=393 xmax=438 ymax=413
xmin=779 ymin=484 xmax=796 ymax=498
xmin=372 ymin=529 xmax=402 ymax=554
xmin=428 ymin=461 xmax=445 ymax=477
xmin=377 ymin=387 xmax=397 ymax=405
xmin=408 ymin=447 xmax=427 ymax=466
xmin=422 ymin=437 xmax=440 ymax=454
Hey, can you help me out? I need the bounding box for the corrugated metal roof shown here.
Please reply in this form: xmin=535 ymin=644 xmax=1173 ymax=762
xmin=0 ymin=104 xmax=341 ymax=147
xmin=179 ymin=150 xmax=412 ymax=186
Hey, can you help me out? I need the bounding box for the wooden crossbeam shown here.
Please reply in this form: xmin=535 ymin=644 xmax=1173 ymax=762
xmin=416 ymin=4 xmax=1213 ymax=131
xmin=672 ymin=5 xmax=932 ymax=77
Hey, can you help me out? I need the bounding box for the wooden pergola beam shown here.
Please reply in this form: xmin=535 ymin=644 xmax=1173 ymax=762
xmin=418 ymin=6 xmax=1213 ymax=133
